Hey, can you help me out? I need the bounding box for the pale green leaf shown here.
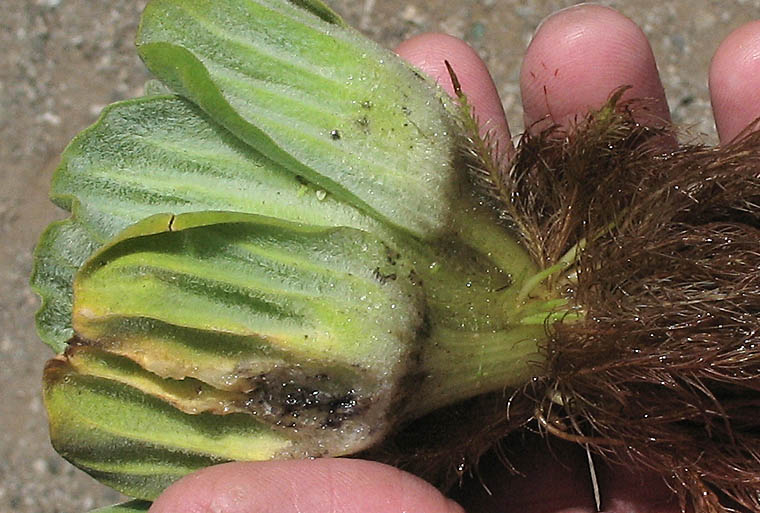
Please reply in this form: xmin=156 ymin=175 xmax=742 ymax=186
xmin=73 ymin=212 xmax=424 ymax=386
xmin=42 ymin=211 xmax=426 ymax=498
xmin=136 ymin=0 xmax=461 ymax=237
xmin=32 ymin=94 xmax=385 ymax=352
xmin=45 ymin=349 xmax=291 ymax=500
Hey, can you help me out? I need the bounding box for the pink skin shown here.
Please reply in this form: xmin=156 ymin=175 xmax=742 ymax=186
xmin=710 ymin=20 xmax=760 ymax=142
xmin=150 ymin=6 xmax=760 ymax=513
xmin=520 ymin=5 xmax=670 ymax=130
xmin=150 ymin=459 xmax=464 ymax=513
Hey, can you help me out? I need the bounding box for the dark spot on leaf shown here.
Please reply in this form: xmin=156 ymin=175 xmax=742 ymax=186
xmin=385 ymin=250 xmax=400 ymax=266
xmin=356 ymin=116 xmax=370 ymax=133
xmin=373 ymin=267 xmax=397 ymax=283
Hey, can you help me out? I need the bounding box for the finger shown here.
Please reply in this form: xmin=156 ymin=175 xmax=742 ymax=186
xmin=451 ymin=438 xmax=598 ymax=513
xmin=597 ymin=463 xmax=682 ymax=513
xmin=520 ymin=4 xmax=670 ymax=129
xmin=709 ymin=20 xmax=760 ymax=143
xmin=453 ymin=436 xmax=683 ymax=513
xmin=396 ymin=33 xmax=513 ymax=158
xmin=149 ymin=459 xmax=465 ymax=513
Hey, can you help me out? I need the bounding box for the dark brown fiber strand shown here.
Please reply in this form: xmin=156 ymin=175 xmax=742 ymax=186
xmin=374 ymin=91 xmax=760 ymax=513
xmin=516 ymin=95 xmax=760 ymax=512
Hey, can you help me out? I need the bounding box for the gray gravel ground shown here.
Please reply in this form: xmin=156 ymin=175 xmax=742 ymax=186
xmin=2 ymin=1 xmax=759 ymax=512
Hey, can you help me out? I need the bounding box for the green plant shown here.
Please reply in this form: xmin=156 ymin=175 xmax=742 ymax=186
xmin=32 ymin=1 xmax=760 ymax=512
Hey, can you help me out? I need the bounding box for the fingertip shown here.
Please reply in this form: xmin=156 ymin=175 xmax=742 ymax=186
xmin=395 ymin=33 xmax=512 ymax=153
xmin=149 ymin=459 xmax=465 ymax=513
xmin=148 ymin=464 xmax=242 ymax=513
xmin=395 ymin=33 xmax=473 ymax=99
xmin=521 ymin=4 xmax=669 ymax=129
xmin=709 ymin=20 xmax=760 ymax=143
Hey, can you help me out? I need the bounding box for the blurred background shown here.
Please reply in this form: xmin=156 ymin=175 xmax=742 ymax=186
xmin=2 ymin=0 xmax=758 ymax=511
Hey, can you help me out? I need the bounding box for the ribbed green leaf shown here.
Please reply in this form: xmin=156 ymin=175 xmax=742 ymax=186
xmin=136 ymin=0 xmax=461 ymax=237
xmin=32 ymin=221 xmax=100 ymax=352
xmin=43 ymin=211 xmax=427 ymax=497
xmin=33 ymin=0 xmax=550 ymax=501
xmin=45 ymin=349 xmax=291 ymax=500
xmin=52 ymin=95 xmax=385 ymax=239
xmin=65 ymin=345 xmax=251 ymax=415
xmin=32 ymin=95 xmax=387 ymax=352
xmin=31 ymin=91 xmax=534 ymax=355
xmin=73 ymin=212 xmax=424 ymax=384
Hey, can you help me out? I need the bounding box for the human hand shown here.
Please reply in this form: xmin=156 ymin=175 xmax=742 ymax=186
xmin=149 ymin=5 xmax=760 ymax=513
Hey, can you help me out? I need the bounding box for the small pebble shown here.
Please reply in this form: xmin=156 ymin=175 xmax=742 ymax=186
xmin=38 ymin=112 xmax=61 ymax=126
xmin=32 ymin=459 xmax=48 ymax=475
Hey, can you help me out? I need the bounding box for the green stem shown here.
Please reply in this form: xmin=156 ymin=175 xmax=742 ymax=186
xmin=399 ymin=199 xmax=584 ymax=418
xmin=449 ymin=195 xmax=538 ymax=281
xmin=410 ymin=323 xmax=547 ymax=417
xmin=516 ymin=262 xmax=566 ymax=304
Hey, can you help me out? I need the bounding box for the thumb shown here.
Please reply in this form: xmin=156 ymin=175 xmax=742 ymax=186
xmin=149 ymin=459 xmax=465 ymax=513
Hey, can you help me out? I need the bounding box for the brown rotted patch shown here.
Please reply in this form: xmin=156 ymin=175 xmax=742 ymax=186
xmin=243 ymin=368 xmax=365 ymax=431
